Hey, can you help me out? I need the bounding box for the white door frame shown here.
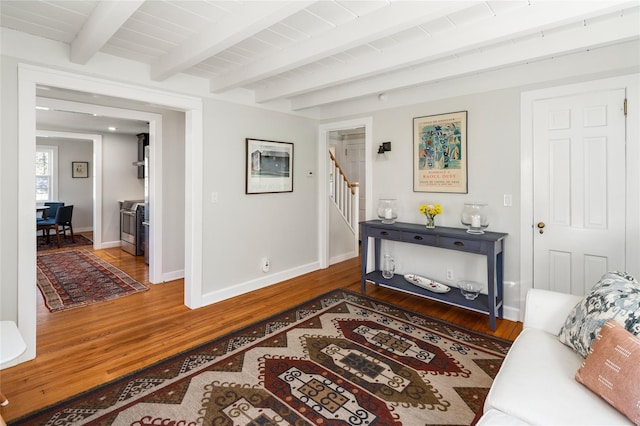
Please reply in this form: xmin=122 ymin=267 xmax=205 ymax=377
xmin=36 ymin=129 xmax=103 ymax=247
xmin=17 ymin=64 xmax=204 ymax=364
xmin=520 ymin=73 xmax=640 ymax=316
xmin=318 ymin=117 xmax=372 ymax=268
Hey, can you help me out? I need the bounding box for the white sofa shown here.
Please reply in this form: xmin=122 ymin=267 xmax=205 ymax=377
xmin=477 ymin=289 xmax=633 ymax=425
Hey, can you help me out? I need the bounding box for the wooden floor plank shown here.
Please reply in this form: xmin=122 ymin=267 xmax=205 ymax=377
xmin=0 ymin=241 xmax=522 ymax=421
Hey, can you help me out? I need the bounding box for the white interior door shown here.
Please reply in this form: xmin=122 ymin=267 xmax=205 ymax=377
xmin=533 ymin=88 xmax=626 ymax=295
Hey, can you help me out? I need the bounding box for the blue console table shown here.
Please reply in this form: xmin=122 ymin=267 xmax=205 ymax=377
xmin=360 ymin=220 xmax=508 ymax=330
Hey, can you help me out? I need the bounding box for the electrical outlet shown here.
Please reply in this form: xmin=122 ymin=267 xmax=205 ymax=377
xmin=261 ymin=257 xmax=270 ymax=273
xmin=446 ymin=269 xmax=454 ymax=280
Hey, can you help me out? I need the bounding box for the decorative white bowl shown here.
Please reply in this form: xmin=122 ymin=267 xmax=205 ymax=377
xmin=404 ymin=274 xmax=450 ymax=293
xmin=458 ymin=280 xmax=482 ymax=300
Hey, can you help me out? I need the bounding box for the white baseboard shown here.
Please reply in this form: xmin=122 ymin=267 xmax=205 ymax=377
xmin=201 ymin=260 xmax=522 ymax=324
xmin=99 ymin=240 xmax=122 ymax=249
xmin=75 ymin=226 xmax=93 ymax=233
xmin=330 ymin=251 xmax=357 ymax=265
xmin=201 ymin=261 xmax=321 ymax=307
xmin=503 ymin=306 xmax=520 ymax=322
xmin=162 ymin=269 xmax=184 ymax=283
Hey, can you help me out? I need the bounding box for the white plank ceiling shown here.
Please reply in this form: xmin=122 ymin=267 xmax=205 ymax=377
xmin=2 ymin=0 xmax=639 ymax=114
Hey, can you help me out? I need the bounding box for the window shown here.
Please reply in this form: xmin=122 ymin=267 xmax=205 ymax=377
xmin=36 ymin=145 xmax=58 ymax=201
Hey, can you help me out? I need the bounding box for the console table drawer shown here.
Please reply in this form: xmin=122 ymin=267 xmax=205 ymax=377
xmin=402 ymin=232 xmax=437 ymax=245
xmin=368 ymin=228 xmax=402 ymax=241
xmin=439 ymin=237 xmax=484 ymax=253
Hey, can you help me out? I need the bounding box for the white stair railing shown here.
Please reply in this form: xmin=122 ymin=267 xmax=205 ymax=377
xmin=329 ymin=151 xmax=359 ymax=252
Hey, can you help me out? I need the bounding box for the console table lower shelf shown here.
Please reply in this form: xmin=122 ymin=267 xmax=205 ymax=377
xmin=364 ymin=271 xmax=502 ymax=315
xmin=360 ymin=220 xmax=508 ymax=330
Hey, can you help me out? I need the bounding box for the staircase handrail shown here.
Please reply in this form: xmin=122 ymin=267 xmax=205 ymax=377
xmin=329 ymin=151 xmax=359 ymax=195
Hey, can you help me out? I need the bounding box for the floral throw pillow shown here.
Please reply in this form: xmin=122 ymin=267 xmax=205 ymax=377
xmin=557 ymin=271 xmax=640 ymax=358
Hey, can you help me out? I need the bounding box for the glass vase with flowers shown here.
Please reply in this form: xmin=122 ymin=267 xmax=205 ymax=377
xmin=419 ymin=203 xmax=442 ymax=229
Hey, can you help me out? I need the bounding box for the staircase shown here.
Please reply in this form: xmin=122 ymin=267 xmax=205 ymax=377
xmin=329 ymin=151 xmax=359 ymax=260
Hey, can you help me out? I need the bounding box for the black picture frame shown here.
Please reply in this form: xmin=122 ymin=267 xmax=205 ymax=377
xmin=72 ymin=161 xmax=89 ymax=178
xmin=245 ymin=138 xmax=293 ymax=194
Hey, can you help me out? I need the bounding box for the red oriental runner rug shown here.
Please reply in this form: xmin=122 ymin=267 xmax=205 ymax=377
xmin=36 ymin=249 xmax=148 ymax=312
xmin=37 ymin=233 xmax=93 ymax=251
xmin=15 ymin=289 xmax=510 ymax=425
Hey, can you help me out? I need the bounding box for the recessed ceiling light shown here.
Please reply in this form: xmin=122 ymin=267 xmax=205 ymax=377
xmin=108 ymin=126 xmax=117 ymax=131
xmin=35 ymin=106 xmax=50 ymax=110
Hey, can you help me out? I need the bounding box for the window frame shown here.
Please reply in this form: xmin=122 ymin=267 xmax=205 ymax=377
xmin=35 ymin=144 xmax=58 ymax=202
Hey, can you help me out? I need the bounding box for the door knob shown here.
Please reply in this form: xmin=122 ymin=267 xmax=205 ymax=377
xmin=537 ymin=222 xmax=545 ymax=234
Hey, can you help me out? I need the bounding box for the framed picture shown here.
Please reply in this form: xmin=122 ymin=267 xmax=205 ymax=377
xmin=245 ymin=138 xmax=293 ymax=194
xmin=72 ymin=161 xmax=89 ymax=178
xmin=413 ymin=111 xmax=468 ymax=193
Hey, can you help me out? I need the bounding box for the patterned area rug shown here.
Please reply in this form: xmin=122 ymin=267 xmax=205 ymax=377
xmin=36 ymin=249 xmax=148 ymax=312
xmin=16 ymin=289 xmax=510 ymax=425
xmin=37 ymin=233 xmax=93 ymax=251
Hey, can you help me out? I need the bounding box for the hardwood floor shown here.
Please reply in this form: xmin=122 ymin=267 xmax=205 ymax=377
xmin=1 ymin=241 xmax=522 ymax=421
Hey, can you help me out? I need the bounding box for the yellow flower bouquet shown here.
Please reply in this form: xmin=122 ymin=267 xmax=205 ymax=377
xmin=419 ymin=203 xmax=442 ymax=228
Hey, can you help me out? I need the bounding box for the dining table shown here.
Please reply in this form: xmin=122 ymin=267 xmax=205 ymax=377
xmin=36 ymin=205 xmax=50 ymax=220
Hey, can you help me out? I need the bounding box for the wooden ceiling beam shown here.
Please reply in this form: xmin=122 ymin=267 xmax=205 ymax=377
xmin=255 ymin=1 xmax=635 ymax=104
xmin=208 ymin=1 xmax=474 ymax=93
xmin=70 ymin=1 xmax=144 ymax=65
xmin=290 ymin=15 xmax=640 ymax=110
xmin=150 ymin=1 xmax=314 ymax=82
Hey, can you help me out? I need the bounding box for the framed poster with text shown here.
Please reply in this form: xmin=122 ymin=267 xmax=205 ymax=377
xmin=413 ymin=111 xmax=467 ymax=193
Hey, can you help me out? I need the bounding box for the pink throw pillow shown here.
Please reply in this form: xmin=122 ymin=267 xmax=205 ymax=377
xmin=575 ymin=320 xmax=640 ymax=425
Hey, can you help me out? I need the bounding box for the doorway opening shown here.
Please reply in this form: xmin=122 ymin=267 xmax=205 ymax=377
xmin=327 ymin=127 xmax=365 ymax=264
xmin=35 ymin=97 xmax=160 ymax=257
xmin=318 ymin=117 xmax=372 ymax=269
xmin=17 ymin=64 xmax=204 ymax=364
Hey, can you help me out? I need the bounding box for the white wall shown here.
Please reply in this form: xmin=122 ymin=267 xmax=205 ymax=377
xmin=101 ymin=133 xmax=144 ymax=244
xmin=159 ymin=110 xmax=185 ymax=275
xmin=364 ymin=89 xmax=522 ymax=311
xmin=329 ymin=205 xmax=356 ymax=263
xmin=1 ymin=55 xmax=20 ymax=320
xmin=200 ymin=100 xmax=318 ymax=302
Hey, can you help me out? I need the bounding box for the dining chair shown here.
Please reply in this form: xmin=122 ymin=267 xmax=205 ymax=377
xmin=44 ymin=201 xmax=64 ymax=219
xmin=37 ymin=204 xmax=74 ymax=248
xmin=37 ymin=201 xmax=64 ymax=222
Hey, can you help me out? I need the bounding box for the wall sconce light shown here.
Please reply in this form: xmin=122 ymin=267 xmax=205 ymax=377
xmin=377 ymin=141 xmax=391 ymax=155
